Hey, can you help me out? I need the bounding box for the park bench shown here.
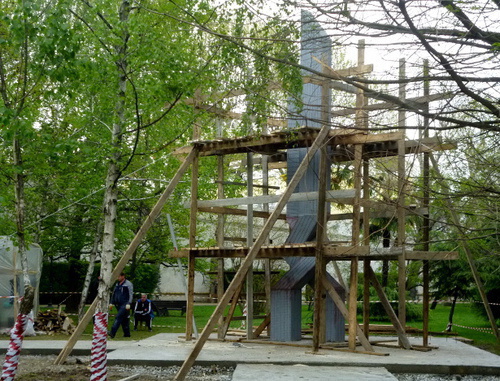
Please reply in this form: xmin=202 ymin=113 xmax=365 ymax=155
xmin=151 ymin=300 xmax=187 ymax=316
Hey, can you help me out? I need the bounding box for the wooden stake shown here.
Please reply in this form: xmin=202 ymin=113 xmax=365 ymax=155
xmin=366 ymin=265 xmax=411 ymax=349
xmin=397 ymin=58 xmax=407 ymax=339
xmin=313 ymin=140 xmax=328 ymax=351
xmin=348 ymin=39 xmax=366 ymax=350
xmin=422 ymin=59 xmax=430 ymax=347
xmin=186 ymin=146 xmax=199 ymax=340
xmin=362 ymin=160 xmax=371 ymax=339
xmin=220 ymin=281 xmax=244 ymax=338
xmin=321 ymin=277 xmax=373 ymax=352
xmin=253 ymin=314 xmax=271 ymax=338
xmin=186 ymin=251 xmax=195 ymax=340
xmin=216 ymin=151 xmax=225 ymax=339
xmin=246 ymin=150 xmax=254 ymax=340
xmin=348 ymin=144 xmax=362 ymax=350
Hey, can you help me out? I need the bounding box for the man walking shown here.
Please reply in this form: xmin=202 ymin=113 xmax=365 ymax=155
xmin=109 ymin=272 xmax=134 ymax=338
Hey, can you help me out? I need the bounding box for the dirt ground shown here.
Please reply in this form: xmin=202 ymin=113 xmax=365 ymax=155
xmin=13 ymin=355 xmax=234 ymax=380
xmin=10 ymin=355 xmax=500 ymax=381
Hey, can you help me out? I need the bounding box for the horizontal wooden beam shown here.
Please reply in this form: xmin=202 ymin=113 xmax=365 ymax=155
xmin=331 ymin=93 xmax=452 ymax=117
xmin=266 ymin=137 xmax=455 ymax=165
xmin=406 ymin=250 xmax=458 ymax=260
xmin=192 ymin=189 xmax=355 ymax=208
xmin=193 ymin=104 xmax=286 ymax=127
xmin=214 ymin=180 xmax=280 ymax=190
xmin=333 ymin=136 xmax=456 ymax=162
xmin=169 ymin=243 xmax=457 ymax=261
xmin=369 ymin=248 xmax=458 ymax=261
xmin=304 ymin=76 xmax=358 ymax=94
xmin=335 ymin=131 xmax=403 ymax=145
xmin=324 ymin=245 xmax=370 ymax=257
xmin=169 ymin=243 xmax=318 ymax=259
xmin=329 ymin=206 xmax=429 ymax=221
xmin=317 ymin=62 xmax=374 ymax=80
xmin=197 ymin=206 xmax=287 ymax=220
xmin=406 ymin=139 xmax=457 ymax=154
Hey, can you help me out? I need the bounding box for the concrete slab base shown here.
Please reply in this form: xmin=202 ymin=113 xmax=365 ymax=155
xmin=2 ymin=334 xmax=499 ymax=377
xmin=232 ymin=364 xmax=398 ymax=381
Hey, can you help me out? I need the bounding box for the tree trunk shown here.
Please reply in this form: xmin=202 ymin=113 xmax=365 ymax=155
xmin=78 ymin=220 xmax=103 ymax=321
xmin=94 ymin=0 xmax=130 ymax=315
xmin=13 ymin=135 xmax=31 ymax=290
xmin=446 ymin=289 xmax=459 ymax=332
xmin=1 ymin=134 xmax=35 ymax=380
xmin=381 ymin=260 xmax=389 ymax=288
xmin=90 ymin=1 xmax=130 ymax=379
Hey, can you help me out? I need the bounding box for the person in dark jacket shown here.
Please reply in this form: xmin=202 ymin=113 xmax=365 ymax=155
xmin=133 ymin=293 xmax=153 ymax=331
xmin=109 ymin=272 xmax=134 ymax=338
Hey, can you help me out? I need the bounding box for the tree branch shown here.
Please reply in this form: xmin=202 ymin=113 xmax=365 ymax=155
xmin=69 ymin=8 xmax=113 ymax=56
xmin=398 ymin=0 xmax=500 ymax=119
xmin=142 ymin=3 xmax=499 ymax=132
xmin=439 ymin=0 xmax=500 ymax=45
xmin=0 ymin=50 xmax=10 ymax=107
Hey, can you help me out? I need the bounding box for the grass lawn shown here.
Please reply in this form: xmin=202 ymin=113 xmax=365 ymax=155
xmin=26 ymin=302 xmax=500 ymax=356
xmin=405 ymin=302 xmax=500 ymax=355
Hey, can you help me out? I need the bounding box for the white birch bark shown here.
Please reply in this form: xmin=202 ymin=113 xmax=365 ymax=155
xmin=78 ymin=220 xmax=102 ymax=321
xmin=95 ymin=0 xmax=130 ymax=315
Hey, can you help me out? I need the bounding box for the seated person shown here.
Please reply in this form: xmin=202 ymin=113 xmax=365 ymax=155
xmin=133 ymin=293 xmax=154 ymax=331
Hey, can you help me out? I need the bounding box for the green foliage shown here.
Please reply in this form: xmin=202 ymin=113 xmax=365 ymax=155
xmin=1 ymin=0 xmax=303 ymax=275
xmin=127 ymin=263 xmax=160 ymax=296
xmin=358 ymin=301 xmax=423 ymax=322
xmin=355 ymin=271 xmax=423 ymax=322
xmin=472 ymin=288 xmax=500 ymax=321
xmin=38 ymin=260 xmax=92 ymax=306
xmin=39 ymin=260 xmax=159 ymax=305
xmin=425 ymin=129 xmax=500 ymax=311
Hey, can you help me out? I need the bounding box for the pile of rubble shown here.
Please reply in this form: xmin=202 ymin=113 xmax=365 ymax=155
xmin=34 ymin=309 xmax=75 ymax=335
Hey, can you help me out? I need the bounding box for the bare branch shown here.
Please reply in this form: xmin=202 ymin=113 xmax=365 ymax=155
xmin=439 ymin=0 xmax=500 ymax=45
xmin=398 ymin=0 xmax=500 ymax=119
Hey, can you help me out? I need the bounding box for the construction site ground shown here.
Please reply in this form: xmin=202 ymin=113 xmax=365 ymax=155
xmin=2 ymin=333 xmax=500 ymax=380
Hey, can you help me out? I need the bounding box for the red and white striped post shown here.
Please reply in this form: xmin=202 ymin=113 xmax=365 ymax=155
xmin=1 ymin=313 xmax=28 ymax=381
xmin=90 ymin=312 xmax=108 ymax=381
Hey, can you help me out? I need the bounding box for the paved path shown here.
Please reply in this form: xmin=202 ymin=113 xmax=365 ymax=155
xmin=232 ymin=364 xmax=398 ymax=381
xmin=104 ymin=334 xmax=500 ymax=376
xmin=1 ymin=334 xmax=499 ymax=376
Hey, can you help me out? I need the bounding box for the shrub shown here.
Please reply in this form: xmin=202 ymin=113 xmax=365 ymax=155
xmin=357 ymin=300 xmax=423 ymax=322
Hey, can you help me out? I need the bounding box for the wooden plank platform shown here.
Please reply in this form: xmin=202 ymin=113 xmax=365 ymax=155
xmin=173 ymin=129 xmax=399 ymax=158
xmin=173 ymin=129 xmax=455 ymax=164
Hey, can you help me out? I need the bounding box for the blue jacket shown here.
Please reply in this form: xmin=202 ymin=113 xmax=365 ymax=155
xmin=134 ymin=298 xmax=154 ymax=318
xmin=111 ymin=279 xmax=134 ymax=306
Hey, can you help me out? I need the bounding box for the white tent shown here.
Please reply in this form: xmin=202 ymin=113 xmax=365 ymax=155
xmin=0 ymin=236 xmax=43 ymax=330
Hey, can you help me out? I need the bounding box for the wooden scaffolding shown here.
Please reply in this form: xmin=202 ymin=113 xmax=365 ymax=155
xmin=170 ymin=42 xmax=458 ymax=379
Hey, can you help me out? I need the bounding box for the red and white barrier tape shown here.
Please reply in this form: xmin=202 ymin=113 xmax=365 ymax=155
xmin=39 ymin=292 xmax=81 ymax=294
xmin=90 ymin=312 xmax=108 ymax=381
xmin=356 ymin=300 xmax=500 ymax=306
xmin=1 ymin=313 xmax=28 ymax=381
xmin=451 ymin=323 xmax=497 ymax=334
